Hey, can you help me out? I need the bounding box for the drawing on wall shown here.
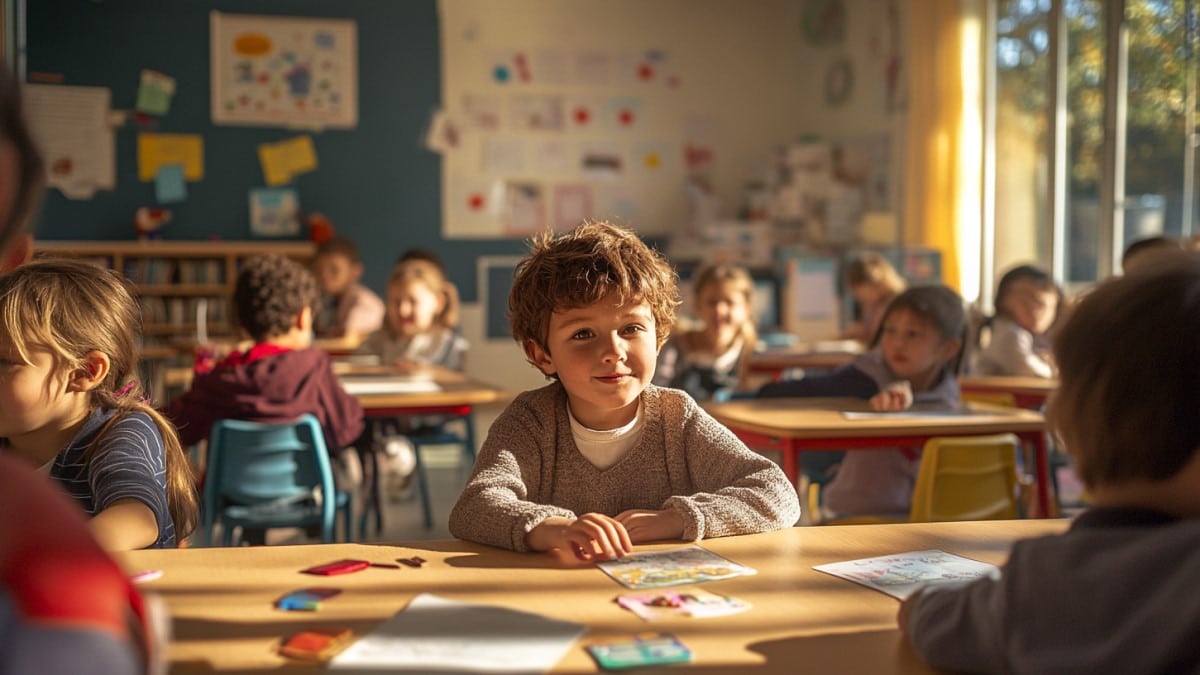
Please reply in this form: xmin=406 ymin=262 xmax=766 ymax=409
xmin=210 ymin=11 xmax=358 ymax=128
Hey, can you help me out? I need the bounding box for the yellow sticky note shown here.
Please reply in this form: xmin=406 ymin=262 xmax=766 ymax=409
xmin=278 ymin=135 xmax=318 ymax=175
xmin=138 ymin=133 xmax=204 ymax=182
xmin=257 ymin=142 xmax=292 ymax=187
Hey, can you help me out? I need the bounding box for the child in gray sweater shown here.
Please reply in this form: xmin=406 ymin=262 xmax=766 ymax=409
xmin=449 ymin=222 xmax=800 ymax=560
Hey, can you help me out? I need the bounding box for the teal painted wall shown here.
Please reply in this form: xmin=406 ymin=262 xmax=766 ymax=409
xmin=25 ymin=0 xmax=524 ymax=300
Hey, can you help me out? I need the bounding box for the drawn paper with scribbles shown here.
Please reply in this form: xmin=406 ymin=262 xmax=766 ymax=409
xmin=596 ymin=545 xmax=756 ymax=589
xmin=813 ymin=549 xmax=999 ymax=600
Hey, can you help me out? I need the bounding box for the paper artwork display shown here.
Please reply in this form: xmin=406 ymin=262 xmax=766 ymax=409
xmin=552 ymin=183 xmax=593 ymax=231
xmin=154 ymin=165 xmax=187 ymax=204
xmin=462 ymin=94 xmax=502 ymax=130
xmin=249 ymin=187 xmax=301 ymax=237
xmin=596 ymin=545 xmax=757 ymax=589
xmin=603 ymin=97 xmax=642 ymax=130
xmin=813 ymin=550 xmax=999 ymax=600
xmin=211 ymin=11 xmax=357 ymax=128
xmin=530 ymin=139 xmax=571 ymax=173
xmin=24 ymin=84 xmax=116 ymax=200
xmin=135 ymin=70 xmax=176 ymax=117
xmin=580 ymin=140 xmax=624 ymax=179
xmin=257 ymin=135 xmax=318 ymax=186
xmin=138 ymin=133 xmax=204 ymax=182
xmin=509 ymin=95 xmax=565 ymax=131
xmin=481 ymin=137 xmax=527 ymax=174
xmin=573 ymin=50 xmax=614 ymax=86
xmin=502 ymin=182 xmax=547 ymax=234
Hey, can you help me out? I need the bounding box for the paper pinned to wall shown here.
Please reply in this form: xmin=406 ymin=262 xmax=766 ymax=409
xmin=138 ymin=133 xmax=204 ymax=182
xmin=257 ymin=135 xmax=318 ymax=186
xmin=25 ymin=84 xmax=116 ymax=200
xmin=135 ymin=69 xmax=176 ymax=116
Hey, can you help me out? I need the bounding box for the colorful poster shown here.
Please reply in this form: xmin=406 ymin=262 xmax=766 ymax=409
xmin=509 ymin=95 xmax=565 ymax=131
xmin=24 ymin=84 xmax=116 ymax=200
xmin=211 ymin=11 xmax=357 ymax=128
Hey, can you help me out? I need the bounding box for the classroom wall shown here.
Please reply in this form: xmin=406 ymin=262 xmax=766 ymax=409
xmin=25 ymin=0 xmax=527 ymax=303
xmin=26 ymin=0 xmax=902 ymax=392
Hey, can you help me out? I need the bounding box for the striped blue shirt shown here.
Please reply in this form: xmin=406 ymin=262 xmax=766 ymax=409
xmin=48 ymin=408 xmax=175 ymax=548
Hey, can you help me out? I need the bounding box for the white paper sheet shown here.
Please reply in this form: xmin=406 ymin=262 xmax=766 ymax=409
xmin=25 ymin=84 xmax=116 ymax=199
xmin=328 ymin=593 xmax=586 ymax=673
xmin=813 ymin=549 xmax=999 ymax=600
xmin=339 ymin=377 xmax=441 ymax=395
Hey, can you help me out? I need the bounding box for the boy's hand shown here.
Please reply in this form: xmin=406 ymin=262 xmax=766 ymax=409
xmin=614 ymin=508 xmax=685 ymax=543
xmin=870 ymin=380 xmax=913 ymax=411
xmin=527 ymin=514 xmax=632 ymax=562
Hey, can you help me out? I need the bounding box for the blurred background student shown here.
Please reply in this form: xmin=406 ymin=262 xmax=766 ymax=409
xmin=312 ymin=235 xmax=384 ymax=349
xmin=971 ymin=264 xmax=1063 ymax=378
xmin=842 ymin=252 xmax=907 ymax=345
xmin=653 ymin=263 xmax=756 ymax=401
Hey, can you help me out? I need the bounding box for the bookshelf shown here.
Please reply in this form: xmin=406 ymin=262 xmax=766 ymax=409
xmin=34 ymin=240 xmax=317 ymax=360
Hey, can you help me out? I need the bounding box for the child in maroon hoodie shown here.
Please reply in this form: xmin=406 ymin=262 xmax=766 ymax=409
xmin=166 ymin=254 xmax=364 ymax=489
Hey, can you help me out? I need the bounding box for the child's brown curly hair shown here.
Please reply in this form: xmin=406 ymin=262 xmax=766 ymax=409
xmin=234 ymin=254 xmax=320 ymax=341
xmin=508 ymin=222 xmax=680 ymax=371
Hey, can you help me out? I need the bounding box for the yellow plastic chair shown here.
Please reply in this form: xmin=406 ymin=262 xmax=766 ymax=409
xmin=808 ymin=433 xmax=1022 ymax=525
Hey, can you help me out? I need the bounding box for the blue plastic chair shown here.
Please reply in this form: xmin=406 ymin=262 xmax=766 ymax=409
xmin=200 ymin=414 xmax=353 ymax=546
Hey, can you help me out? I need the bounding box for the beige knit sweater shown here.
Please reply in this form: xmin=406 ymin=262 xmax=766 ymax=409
xmin=448 ymin=382 xmax=801 ymax=551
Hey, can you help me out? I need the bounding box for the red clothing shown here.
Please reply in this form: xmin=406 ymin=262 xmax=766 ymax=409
xmin=166 ymin=346 xmax=363 ymax=452
xmin=0 ymin=453 xmax=148 ymax=673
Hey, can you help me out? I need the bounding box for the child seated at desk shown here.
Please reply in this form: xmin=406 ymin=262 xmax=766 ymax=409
xmin=653 ymin=262 xmax=756 ymax=401
xmin=759 ymin=285 xmax=966 ymax=518
xmin=842 ymin=252 xmax=907 ymax=346
xmin=166 ymin=255 xmax=364 ymax=524
xmin=312 ymin=236 xmax=384 ymax=348
xmin=970 ymin=264 xmax=1062 ymax=378
xmin=357 ymin=256 xmax=469 ymax=500
xmin=449 ymin=222 xmax=800 ymax=561
xmin=901 ymin=249 xmax=1200 ymax=674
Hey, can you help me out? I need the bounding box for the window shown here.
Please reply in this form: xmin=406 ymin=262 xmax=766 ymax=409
xmin=989 ymin=0 xmax=1196 ymax=288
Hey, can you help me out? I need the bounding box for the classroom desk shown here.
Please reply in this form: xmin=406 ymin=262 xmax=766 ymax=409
xmin=746 ymin=340 xmax=863 ymax=378
xmin=704 ymin=397 xmax=1053 ymax=518
xmin=959 ymin=375 xmax=1057 ymax=410
xmin=118 ymin=519 xmax=1069 ymax=674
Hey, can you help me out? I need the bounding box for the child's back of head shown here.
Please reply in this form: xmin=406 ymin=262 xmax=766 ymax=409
xmin=1049 ymin=250 xmax=1200 ymax=492
xmin=509 ymin=221 xmax=681 ymax=357
xmin=235 ymin=254 xmax=320 ymax=342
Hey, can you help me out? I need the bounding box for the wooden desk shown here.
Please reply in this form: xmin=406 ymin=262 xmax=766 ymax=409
xmin=746 ymin=340 xmax=863 ymax=377
xmin=704 ymin=398 xmax=1053 ymax=517
xmin=959 ymin=375 xmax=1057 ymax=410
xmin=118 ymin=519 xmax=1068 ymax=674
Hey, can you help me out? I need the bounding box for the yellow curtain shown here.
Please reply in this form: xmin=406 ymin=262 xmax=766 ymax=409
xmin=903 ymin=0 xmax=983 ymax=294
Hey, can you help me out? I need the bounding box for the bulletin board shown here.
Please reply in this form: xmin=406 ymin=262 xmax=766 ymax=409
xmin=210 ymin=11 xmax=358 ymax=129
xmin=436 ymin=0 xmax=804 ymax=240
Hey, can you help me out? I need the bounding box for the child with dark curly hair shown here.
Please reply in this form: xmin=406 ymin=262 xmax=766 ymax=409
xmin=448 ymin=222 xmax=799 ymax=561
xmin=166 ymin=254 xmax=363 ymax=485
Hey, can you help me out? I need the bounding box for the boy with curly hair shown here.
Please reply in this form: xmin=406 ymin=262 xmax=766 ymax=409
xmin=448 ymin=222 xmax=799 ymax=561
xmin=166 ymin=254 xmax=363 ymax=471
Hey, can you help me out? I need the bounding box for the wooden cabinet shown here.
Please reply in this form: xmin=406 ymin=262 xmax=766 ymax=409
xmin=34 ymin=240 xmax=316 ymax=359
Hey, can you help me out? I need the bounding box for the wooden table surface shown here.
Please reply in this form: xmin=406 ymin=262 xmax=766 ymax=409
xmin=119 ymin=519 xmax=1069 ymax=674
